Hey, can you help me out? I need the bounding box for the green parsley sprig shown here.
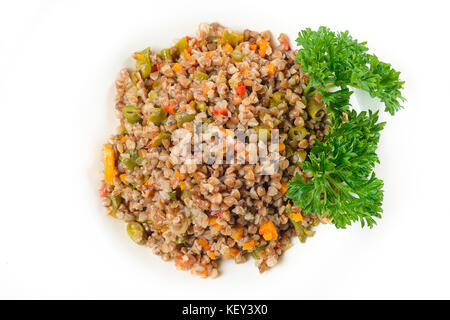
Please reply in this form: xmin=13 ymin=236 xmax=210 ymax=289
xmin=287 ymin=27 xmax=405 ymax=229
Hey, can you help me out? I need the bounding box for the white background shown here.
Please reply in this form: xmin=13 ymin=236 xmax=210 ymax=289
xmin=1 ymin=0 xmax=449 ymax=299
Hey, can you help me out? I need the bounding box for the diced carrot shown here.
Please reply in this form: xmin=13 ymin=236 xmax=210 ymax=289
xmin=280 ymin=182 xmax=289 ymax=194
xmin=208 ymin=252 xmax=216 ymax=260
xmin=209 ymin=217 xmax=223 ymax=230
xmin=163 ymin=105 xmax=176 ymax=114
xmin=224 ymin=43 xmax=233 ymax=53
xmin=213 ymin=108 xmax=228 ymax=116
xmin=290 ymin=213 xmax=303 ymax=222
xmin=279 ymin=143 xmax=286 ymax=152
xmin=243 ymin=240 xmax=257 ymax=250
xmin=161 ymin=227 xmax=168 ymax=233
xmin=103 ymin=144 xmax=116 ymax=185
xmin=144 ymin=179 xmax=153 ymax=186
xmin=120 ymin=135 xmax=128 ymax=143
xmin=250 ymin=44 xmax=257 ymax=51
xmin=202 ymin=84 xmax=210 ymax=95
xmin=98 ymin=184 xmax=108 ymax=197
xmin=281 ymin=40 xmax=290 ymax=51
xmin=230 ymin=227 xmax=244 ymax=241
xmin=259 ymin=220 xmax=278 ymax=241
xmin=235 ymin=81 xmax=246 ymax=96
xmin=206 ymin=51 xmax=212 ymax=58
xmin=209 ymin=217 xmax=217 ymax=225
xmin=190 ymin=263 xmax=208 ymax=277
xmin=198 ymin=238 xmax=211 ymax=251
xmin=256 ymin=38 xmax=269 ymax=57
xmin=174 ymin=169 xmax=184 ymax=180
xmin=172 ymin=63 xmax=183 ymax=72
xmin=157 ymin=63 xmax=162 ymax=72
xmin=175 ymin=256 xmax=190 ymax=268
xmin=183 ymin=49 xmax=191 ymax=59
xmin=267 ymin=64 xmax=276 ymax=75
xmin=119 ymin=174 xmax=128 ymax=183
xmin=228 ymin=247 xmax=239 ymax=257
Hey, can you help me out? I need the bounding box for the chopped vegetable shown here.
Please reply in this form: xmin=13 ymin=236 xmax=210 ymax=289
xmin=119 ymin=150 xmax=143 ymax=172
xmin=127 ymin=221 xmax=145 ymax=245
xmin=213 ymin=108 xmax=228 ymax=117
xmin=148 ymin=108 xmax=168 ymax=124
xmin=230 ymin=227 xmax=244 ymax=241
xmin=254 ymin=125 xmax=271 ymax=142
xmin=120 ymin=135 xmax=128 ymax=143
xmin=183 ymin=49 xmax=191 ymax=59
xmin=288 ymin=126 xmax=308 ymax=141
xmin=221 ymin=30 xmax=242 ymax=47
xmin=175 ymin=37 xmax=189 ymax=54
xmin=224 ymin=43 xmax=233 ymax=53
xmin=110 ymin=194 xmax=122 ymax=216
xmin=259 ymin=220 xmax=278 ymax=241
xmin=306 ymin=96 xmax=326 ymax=121
xmin=122 ymin=105 xmax=142 ymax=124
xmin=175 ymin=256 xmax=189 ymax=267
xmin=195 ymin=101 xmax=207 ymax=113
xmin=209 ymin=217 xmax=223 ymax=231
xmin=174 ymin=169 xmax=184 ymax=180
xmin=235 ymin=81 xmax=246 ymax=96
xmin=148 ymin=90 xmax=158 ymax=103
xmin=160 ymin=48 xmax=172 ymax=61
xmin=256 ymin=38 xmax=269 ymax=57
xmin=168 ymin=191 xmax=178 ymax=201
xmin=151 ymin=132 xmax=172 ymax=147
xmin=135 ymin=47 xmax=152 ymax=79
xmin=208 ymin=252 xmax=216 ymax=260
xmin=280 ymin=182 xmax=289 ymax=194
xmin=228 ymin=247 xmax=239 ymax=257
xmin=172 ymin=63 xmax=183 ymax=72
xmin=251 ymin=247 xmax=265 ymax=260
xmin=193 ymin=70 xmax=209 ymax=82
xmin=280 ymin=40 xmax=290 ymax=51
xmin=231 ymin=51 xmax=245 ymax=62
xmin=103 ymin=144 xmax=116 ymax=185
xmin=290 ymin=213 xmax=303 ymax=222
xmin=291 ymin=150 xmax=307 ymax=164
xmin=170 ymin=218 xmax=190 ymax=235
xmin=267 ymin=64 xmax=276 ymax=75
xmin=98 ymin=184 xmax=108 ymax=198
xmin=163 ymin=105 xmax=176 ymax=114
xmin=243 ymin=240 xmax=257 ymax=250
xmin=119 ymin=174 xmax=127 ymax=183
xmin=198 ymin=238 xmax=211 ymax=251
xmin=175 ymin=112 xmax=196 ymax=127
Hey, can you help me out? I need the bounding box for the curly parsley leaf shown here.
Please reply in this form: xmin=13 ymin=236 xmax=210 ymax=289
xmin=296 ymin=26 xmax=405 ymax=115
xmin=287 ymin=111 xmax=386 ymax=228
xmin=287 ymin=27 xmax=404 ymax=229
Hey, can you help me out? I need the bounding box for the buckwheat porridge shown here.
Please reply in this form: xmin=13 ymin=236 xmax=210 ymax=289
xmin=99 ymin=23 xmax=330 ymax=277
